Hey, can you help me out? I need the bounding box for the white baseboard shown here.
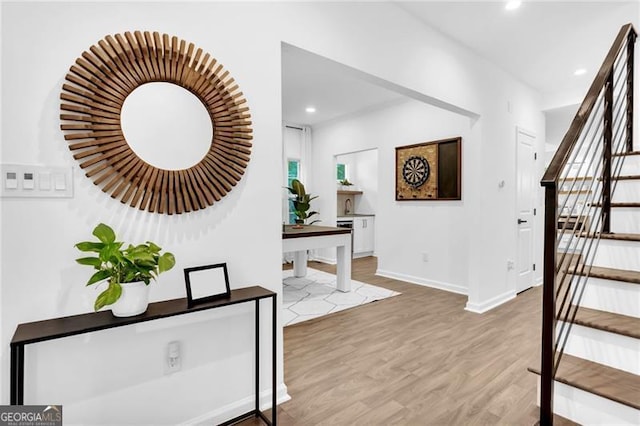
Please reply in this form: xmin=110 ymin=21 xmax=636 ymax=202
xmin=312 ymin=255 xmax=336 ymax=265
xmin=534 ymin=277 xmax=543 ymax=287
xmin=180 ymin=383 xmax=290 ymax=426
xmin=465 ymin=289 xmax=516 ymax=314
xmin=375 ymin=269 xmax=467 ymax=295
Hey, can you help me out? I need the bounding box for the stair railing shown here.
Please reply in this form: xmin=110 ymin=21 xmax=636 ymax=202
xmin=539 ymin=23 xmax=636 ymax=426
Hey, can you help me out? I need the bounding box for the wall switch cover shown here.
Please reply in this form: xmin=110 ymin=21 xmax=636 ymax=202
xmin=0 ymin=164 xmax=73 ymax=198
xmin=39 ymin=172 xmax=51 ymax=190
xmin=54 ymin=173 xmax=66 ymax=190
xmin=5 ymin=172 xmax=18 ymax=189
xmin=23 ymin=172 xmax=35 ymax=189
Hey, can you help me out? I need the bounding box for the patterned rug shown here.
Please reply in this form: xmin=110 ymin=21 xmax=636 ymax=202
xmin=283 ymin=268 xmax=401 ymax=326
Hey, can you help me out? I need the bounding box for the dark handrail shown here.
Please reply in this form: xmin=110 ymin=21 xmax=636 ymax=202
xmin=539 ymin=23 xmax=637 ymax=426
xmin=542 ymin=23 xmax=636 ymax=186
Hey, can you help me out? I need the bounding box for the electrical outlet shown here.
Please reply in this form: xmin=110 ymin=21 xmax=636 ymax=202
xmin=422 ymin=252 xmax=429 ymax=263
xmin=165 ymin=341 xmax=181 ymax=374
xmin=507 ymin=260 xmax=515 ymax=271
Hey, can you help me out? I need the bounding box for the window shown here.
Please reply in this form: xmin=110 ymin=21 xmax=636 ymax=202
xmin=287 ymin=159 xmax=300 ymax=224
xmin=336 ymin=163 xmax=346 ymax=181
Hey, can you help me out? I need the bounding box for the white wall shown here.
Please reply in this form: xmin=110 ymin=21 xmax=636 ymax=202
xmin=1 ymin=2 xmax=286 ymax=424
xmin=336 ymin=149 xmax=378 ymax=215
xmin=311 ymin=53 xmax=545 ymax=310
xmin=544 ymin=104 xmax=580 ymax=166
xmin=1 ymin=1 xmax=545 ymax=423
xmin=314 ymin=99 xmax=473 ymax=293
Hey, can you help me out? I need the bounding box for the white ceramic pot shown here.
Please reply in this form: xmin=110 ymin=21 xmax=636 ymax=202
xmin=110 ymin=281 xmax=150 ymax=317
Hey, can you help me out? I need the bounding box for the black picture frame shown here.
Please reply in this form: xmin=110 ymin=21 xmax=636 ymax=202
xmin=184 ymin=263 xmax=231 ymax=308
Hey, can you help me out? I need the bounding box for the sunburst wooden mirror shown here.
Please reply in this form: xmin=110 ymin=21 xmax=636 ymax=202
xmin=60 ymin=31 xmax=252 ymax=214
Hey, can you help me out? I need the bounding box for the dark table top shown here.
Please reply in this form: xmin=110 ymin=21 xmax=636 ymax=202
xmin=282 ymin=224 xmax=351 ymax=239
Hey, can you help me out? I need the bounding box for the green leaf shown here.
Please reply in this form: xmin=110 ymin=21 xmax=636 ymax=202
xmin=146 ymin=242 xmax=161 ymax=253
xmin=292 ymin=179 xmax=305 ymax=197
xmin=94 ymin=282 xmax=122 ymax=311
xmin=93 ymin=223 xmax=116 ymax=244
xmin=75 ymin=257 xmax=102 ymax=267
xmin=158 ymin=252 xmax=176 ymax=273
xmin=75 ymin=242 xmax=104 ymax=252
xmin=100 ymin=242 xmax=123 ymax=263
xmin=87 ymin=269 xmax=111 ymax=286
xmin=127 ymin=251 xmax=154 ymax=263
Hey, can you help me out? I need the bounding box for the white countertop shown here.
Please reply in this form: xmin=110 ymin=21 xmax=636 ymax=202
xmin=337 ymin=214 xmax=375 ymax=220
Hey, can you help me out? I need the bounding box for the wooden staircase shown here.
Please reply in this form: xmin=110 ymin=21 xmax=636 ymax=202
xmin=530 ymin=151 xmax=640 ymax=424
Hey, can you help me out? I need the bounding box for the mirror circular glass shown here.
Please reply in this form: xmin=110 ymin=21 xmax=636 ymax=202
xmin=121 ymin=82 xmax=213 ymax=170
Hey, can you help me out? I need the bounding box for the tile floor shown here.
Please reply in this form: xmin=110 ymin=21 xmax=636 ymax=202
xmin=282 ymin=267 xmax=401 ymax=326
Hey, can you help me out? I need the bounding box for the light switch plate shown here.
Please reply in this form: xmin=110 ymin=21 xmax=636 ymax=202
xmin=0 ymin=164 xmax=73 ymax=198
xmin=23 ymin=172 xmax=35 ymax=189
xmin=4 ymin=171 xmax=18 ymax=189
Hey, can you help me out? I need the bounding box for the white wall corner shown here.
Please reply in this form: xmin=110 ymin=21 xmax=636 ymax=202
xmin=180 ymin=383 xmax=290 ymax=426
xmin=464 ymin=289 xmax=516 ymax=314
xmin=375 ymin=269 xmax=467 ymax=295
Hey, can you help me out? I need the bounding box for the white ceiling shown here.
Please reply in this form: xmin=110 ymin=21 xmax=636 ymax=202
xmin=398 ymin=1 xmax=639 ymax=97
xmin=281 ymin=44 xmax=404 ymax=126
xmin=282 ymin=1 xmax=640 ymax=127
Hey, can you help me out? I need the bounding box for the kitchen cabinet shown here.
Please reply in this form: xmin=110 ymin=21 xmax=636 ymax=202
xmin=353 ymin=216 xmax=375 ymax=256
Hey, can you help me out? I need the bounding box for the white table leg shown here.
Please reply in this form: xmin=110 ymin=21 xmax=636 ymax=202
xmin=336 ymin=239 xmax=352 ymax=292
xmin=293 ymin=250 xmax=307 ymax=277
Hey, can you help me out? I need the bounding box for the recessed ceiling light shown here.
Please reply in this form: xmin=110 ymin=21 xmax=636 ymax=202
xmin=505 ymin=0 xmax=521 ymax=10
xmin=305 ymin=106 xmax=316 ymax=113
xmin=574 ymin=68 xmax=587 ymax=76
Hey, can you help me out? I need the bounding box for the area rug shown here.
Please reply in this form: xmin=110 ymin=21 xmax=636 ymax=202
xmin=283 ymin=268 xmax=401 ymax=326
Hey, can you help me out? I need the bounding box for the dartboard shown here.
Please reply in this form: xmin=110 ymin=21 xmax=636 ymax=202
xmin=402 ymin=156 xmax=430 ymax=188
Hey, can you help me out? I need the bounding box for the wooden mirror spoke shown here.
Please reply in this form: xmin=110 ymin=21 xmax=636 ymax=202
xmin=61 ymin=31 xmax=252 ymax=214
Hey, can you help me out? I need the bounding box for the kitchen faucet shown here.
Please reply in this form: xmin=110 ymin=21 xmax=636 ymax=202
xmin=344 ymin=198 xmax=352 ymax=215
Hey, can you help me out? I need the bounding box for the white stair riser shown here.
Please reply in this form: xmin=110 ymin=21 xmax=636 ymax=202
xmin=592 ymin=239 xmax=640 ymax=270
xmin=580 ymin=276 xmax=640 ymax=318
xmin=618 ymin=154 xmax=640 ymax=175
xmin=537 ymin=378 xmax=640 ymax=425
xmin=557 ymin=322 xmax=640 ymax=374
xmin=611 ymin=208 xmax=640 ymax=233
xmin=612 ymin=179 xmax=640 ymax=202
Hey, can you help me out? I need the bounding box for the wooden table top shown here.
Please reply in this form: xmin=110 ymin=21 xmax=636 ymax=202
xmin=282 ymin=224 xmax=351 ymax=239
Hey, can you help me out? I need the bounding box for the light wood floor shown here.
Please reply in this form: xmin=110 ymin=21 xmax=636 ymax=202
xmin=240 ymin=256 xmax=573 ymax=425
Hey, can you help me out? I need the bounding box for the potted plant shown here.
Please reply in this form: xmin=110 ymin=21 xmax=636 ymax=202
xmin=339 ymin=179 xmax=354 ymax=191
xmin=75 ymin=223 xmax=176 ymax=317
xmin=286 ymin=179 xmax=320 ymax=228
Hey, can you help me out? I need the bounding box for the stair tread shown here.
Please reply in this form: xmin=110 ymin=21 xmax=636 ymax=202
xmin=528 ymin=354 xmax=640 ymax=410
xmin=591 ymin=202 xmax=640 ymax=208
xmin=615 ymin=174 xmax=640 ymax=180
xmin=578 ymin=231 xmax=640 ymax=242
xmin=561 ymin=176 xmax=593 ymax=181
xmin=572 ymin=265 xmax=640 ymax=284
xmin=565 ymin=306 xmax=640 ymax=339
xmin=613 ymin=150 xmax=640 ymax=157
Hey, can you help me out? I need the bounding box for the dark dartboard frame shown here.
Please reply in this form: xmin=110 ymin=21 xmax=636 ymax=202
xmin=395 ymin=137 xmax=461 ymax=201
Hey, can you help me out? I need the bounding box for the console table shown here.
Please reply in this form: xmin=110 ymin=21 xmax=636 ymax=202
xmin=10 ymin=286 xmax=277 ymax=426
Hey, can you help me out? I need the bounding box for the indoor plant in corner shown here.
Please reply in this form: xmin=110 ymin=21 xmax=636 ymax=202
xmin=286 ymin=179 xmax=320 ymax=228
xmin=75 ymin=223 xmax=176 ymax=317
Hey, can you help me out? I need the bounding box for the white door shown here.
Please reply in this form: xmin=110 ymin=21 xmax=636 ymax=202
xmin=516 ymin=128 xmax=536 ymax=293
